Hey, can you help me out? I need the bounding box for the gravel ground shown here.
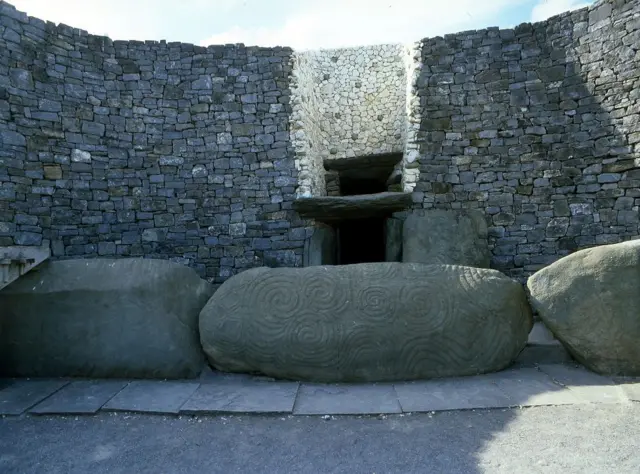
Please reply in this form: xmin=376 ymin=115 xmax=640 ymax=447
xmin=1 ymin=403 xmax=639 ymax=474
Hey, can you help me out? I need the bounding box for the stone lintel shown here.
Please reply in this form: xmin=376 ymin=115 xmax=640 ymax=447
xmin=292 ymin=192 xmax=412 ymax=222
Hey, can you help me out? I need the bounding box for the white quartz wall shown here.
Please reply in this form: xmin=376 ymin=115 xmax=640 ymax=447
xmin=402 ymin=42 xmax=423 ymax=193
xmin=290 ymin=53 xmax=326 ymax=198
xmin=291 ymin=44 xmax=411 ymax=197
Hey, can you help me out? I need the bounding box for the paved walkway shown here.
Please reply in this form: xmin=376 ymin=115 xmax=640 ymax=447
xmin=1 ymin=363 xmax=639 ymax=417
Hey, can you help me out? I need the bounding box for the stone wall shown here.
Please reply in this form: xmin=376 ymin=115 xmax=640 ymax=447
xmin=291 ymin=45 xmax=407 ymax=197
xmin=1 ymin=0 xmax=639 ymax=283
xmin=411 ymin=0 xmax=640 ymax=280
xmin=0 ymin=0 xmax=308 ymax=283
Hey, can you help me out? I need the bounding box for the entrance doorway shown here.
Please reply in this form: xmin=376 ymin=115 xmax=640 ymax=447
xmin=336 ymin=217 xmax=386 ymax=264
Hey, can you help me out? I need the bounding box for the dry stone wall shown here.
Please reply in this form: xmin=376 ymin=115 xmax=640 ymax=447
xmin=411 ymin=0 xmax=640 ymax=280
xmin=0 ymin=0 xmax=308 ymax=283
xmin=1 ymin=0 xmax=639 ymax=283
xmin=291 ymin=45 xmax=408 ymax=197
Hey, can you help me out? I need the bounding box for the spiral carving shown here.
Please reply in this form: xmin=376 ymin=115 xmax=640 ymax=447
xmin=199 ymin=262 xmax=532 ymax=383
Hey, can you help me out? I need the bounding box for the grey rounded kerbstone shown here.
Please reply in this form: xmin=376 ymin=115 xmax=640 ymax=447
xmin=0 ymin=259 xmax=215 ymax=379
xmin=200 ymin=263 xmax=532 ymax=383
xmin=527 ymin=240 xmax=640 ymax=376
xmin=402 ymin=209 xmax=491 ymax=268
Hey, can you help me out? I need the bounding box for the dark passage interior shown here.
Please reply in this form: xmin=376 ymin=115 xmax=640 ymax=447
xmin=337 ymin=218 xmax=386 ymax=264
xmin=335 ymin=167 xmax=389 ymax=265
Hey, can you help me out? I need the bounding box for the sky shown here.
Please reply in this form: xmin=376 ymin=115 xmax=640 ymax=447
xmin=9 ymin=0 xmax=595 ymax=50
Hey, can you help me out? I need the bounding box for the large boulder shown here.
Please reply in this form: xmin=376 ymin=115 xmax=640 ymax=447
xmin=402 ymin=209 xmax=490 ymax=267
xmin=527 ymin=240 xmax=640 ymax=376
xmin=0 ymin=259 xmax=214 ymax=378
xmin=200 ymin=263 xmax=532 ymax=382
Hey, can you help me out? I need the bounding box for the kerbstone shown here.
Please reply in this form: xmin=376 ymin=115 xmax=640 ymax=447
xmin=0 ymin=259 xmax=214 ymax=379
xmin=200 ymin=263 xmax=533 ymax=383
xmin=527 ymin=241 xmax=640 ymax=376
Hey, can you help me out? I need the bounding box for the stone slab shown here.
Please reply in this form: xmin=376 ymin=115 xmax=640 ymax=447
xmin=618 ymin=383 xmax=640 ymax=402
xmin=30 ymin=380 xmax=128 ymax=415
xmin=513 ymin=345 xmax=573 ymax=368
xmin=293 ymin=384 xmax=402 ymax=415
xmin=102 ymin=381 xmax=199 ymax=414
xmin=394 ymin=376 xmax=513 ymax=412
xmin=181 ymin=379 xmax=299 ymax=414
xmin=292 ymin=192 xmax=412 ymax=222
xmin=0 ymin=380 xmax=68 ymax=415
xmin=489 ymin=368 xmax=583 ymax=407
xmin=538 ymin=364 xmax=627 ymax=404
xmin=323 ymin=153 xmax=402 ymax=172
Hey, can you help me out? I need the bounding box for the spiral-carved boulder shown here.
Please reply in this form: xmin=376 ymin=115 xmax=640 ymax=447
xmin=527 ymin=240 xmax=640 ymax=376
xmin=199 ymin=263 xmax=532 ymax=382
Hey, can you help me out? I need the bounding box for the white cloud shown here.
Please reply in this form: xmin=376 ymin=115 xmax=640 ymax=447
xmin=531 ymin=0 xmax=591 ymax=22
xmin=200 ymin=0 xmax=528 ymax=50
xmin=8 ymin=0 xmax=243 ymax=41
xmin=10 ymin=0 xmax=160 ymax=39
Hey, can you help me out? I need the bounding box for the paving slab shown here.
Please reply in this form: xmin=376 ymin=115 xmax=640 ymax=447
xmin=102 ymin=381 xmax=199 ymax=414
xmin=30 ymin=380 xmax=128 ymax=415
xmin=619 ymin=382 xmax=640 ymax=401
xmin=0 ymin=379 xmax=68 ymax=415
xmin=181 ymin=379 xmax=299 ymax=414
xmin=489 ymin=368 xmax=583 ymax=407
xmin=538 ymin=364 xmax=628 ymax=404
xmin=394 ymin=376 xmax=513 ymax=412
xmin=294 ymin=383 xmax=402 ymax=415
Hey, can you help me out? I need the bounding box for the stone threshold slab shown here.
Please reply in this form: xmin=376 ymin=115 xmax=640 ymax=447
xmin=292 ymin=192 xmax=412 ymax=222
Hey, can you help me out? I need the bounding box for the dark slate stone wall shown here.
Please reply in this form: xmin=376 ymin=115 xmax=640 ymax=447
xmin=413 ymin=0 xmax=640 ymax=280
xmin=0 ymin=1 xmax=308 ymax=283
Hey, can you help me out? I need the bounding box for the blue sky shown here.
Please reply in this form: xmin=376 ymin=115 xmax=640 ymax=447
xmin=10 ymin=0 xmax=595 ymax=50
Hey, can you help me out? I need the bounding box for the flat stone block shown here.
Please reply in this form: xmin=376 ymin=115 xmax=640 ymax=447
xmin=538 ymin=364 xmax=627 ymax=404
xmin=30 ymin=381 xmax=128 ymax=415
xmin=0 ymin=380 xmax=68 ymax=415
xmin=102 ymin=381 xmax=199 ymax=414
xmin=293 ymin=384 xmax=402 ymax=415
xmin=292 ymin=192 xmax=412 ymax=222
xmin=181 ymin=379 xmax=299 ymax=414
xmin=489 ymin=368 xmax=583 ymax=407
xmin=394 ymin=376 xmax=513 ymax=412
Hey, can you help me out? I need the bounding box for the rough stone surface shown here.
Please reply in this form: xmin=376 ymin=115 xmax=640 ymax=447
xmin=199 ymin=263 xmax=533 ymax=382
xmin=290 ymin=45 xmax=408 ymax=197
xmin=303 ymin=223 xmax=336 ymax=266
xmin=385 ymin=217 xmax=403 ymax=262
xmin=408 ymin=0 xmax=640 ymax=280
xmin=0 ymin=259 xmax=214 ymax=378
xmin=402 ymin=209 xmax=490 ymax=267
xmin=0 ymin=0 xmax=639 ymax=285
xmin=292 ymin=192 xmax=412 ymax=222
xmin=527 ymin=240 xmax=640 ymax=376
xmin=0 ymin=1 xmax=306 ymax=284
